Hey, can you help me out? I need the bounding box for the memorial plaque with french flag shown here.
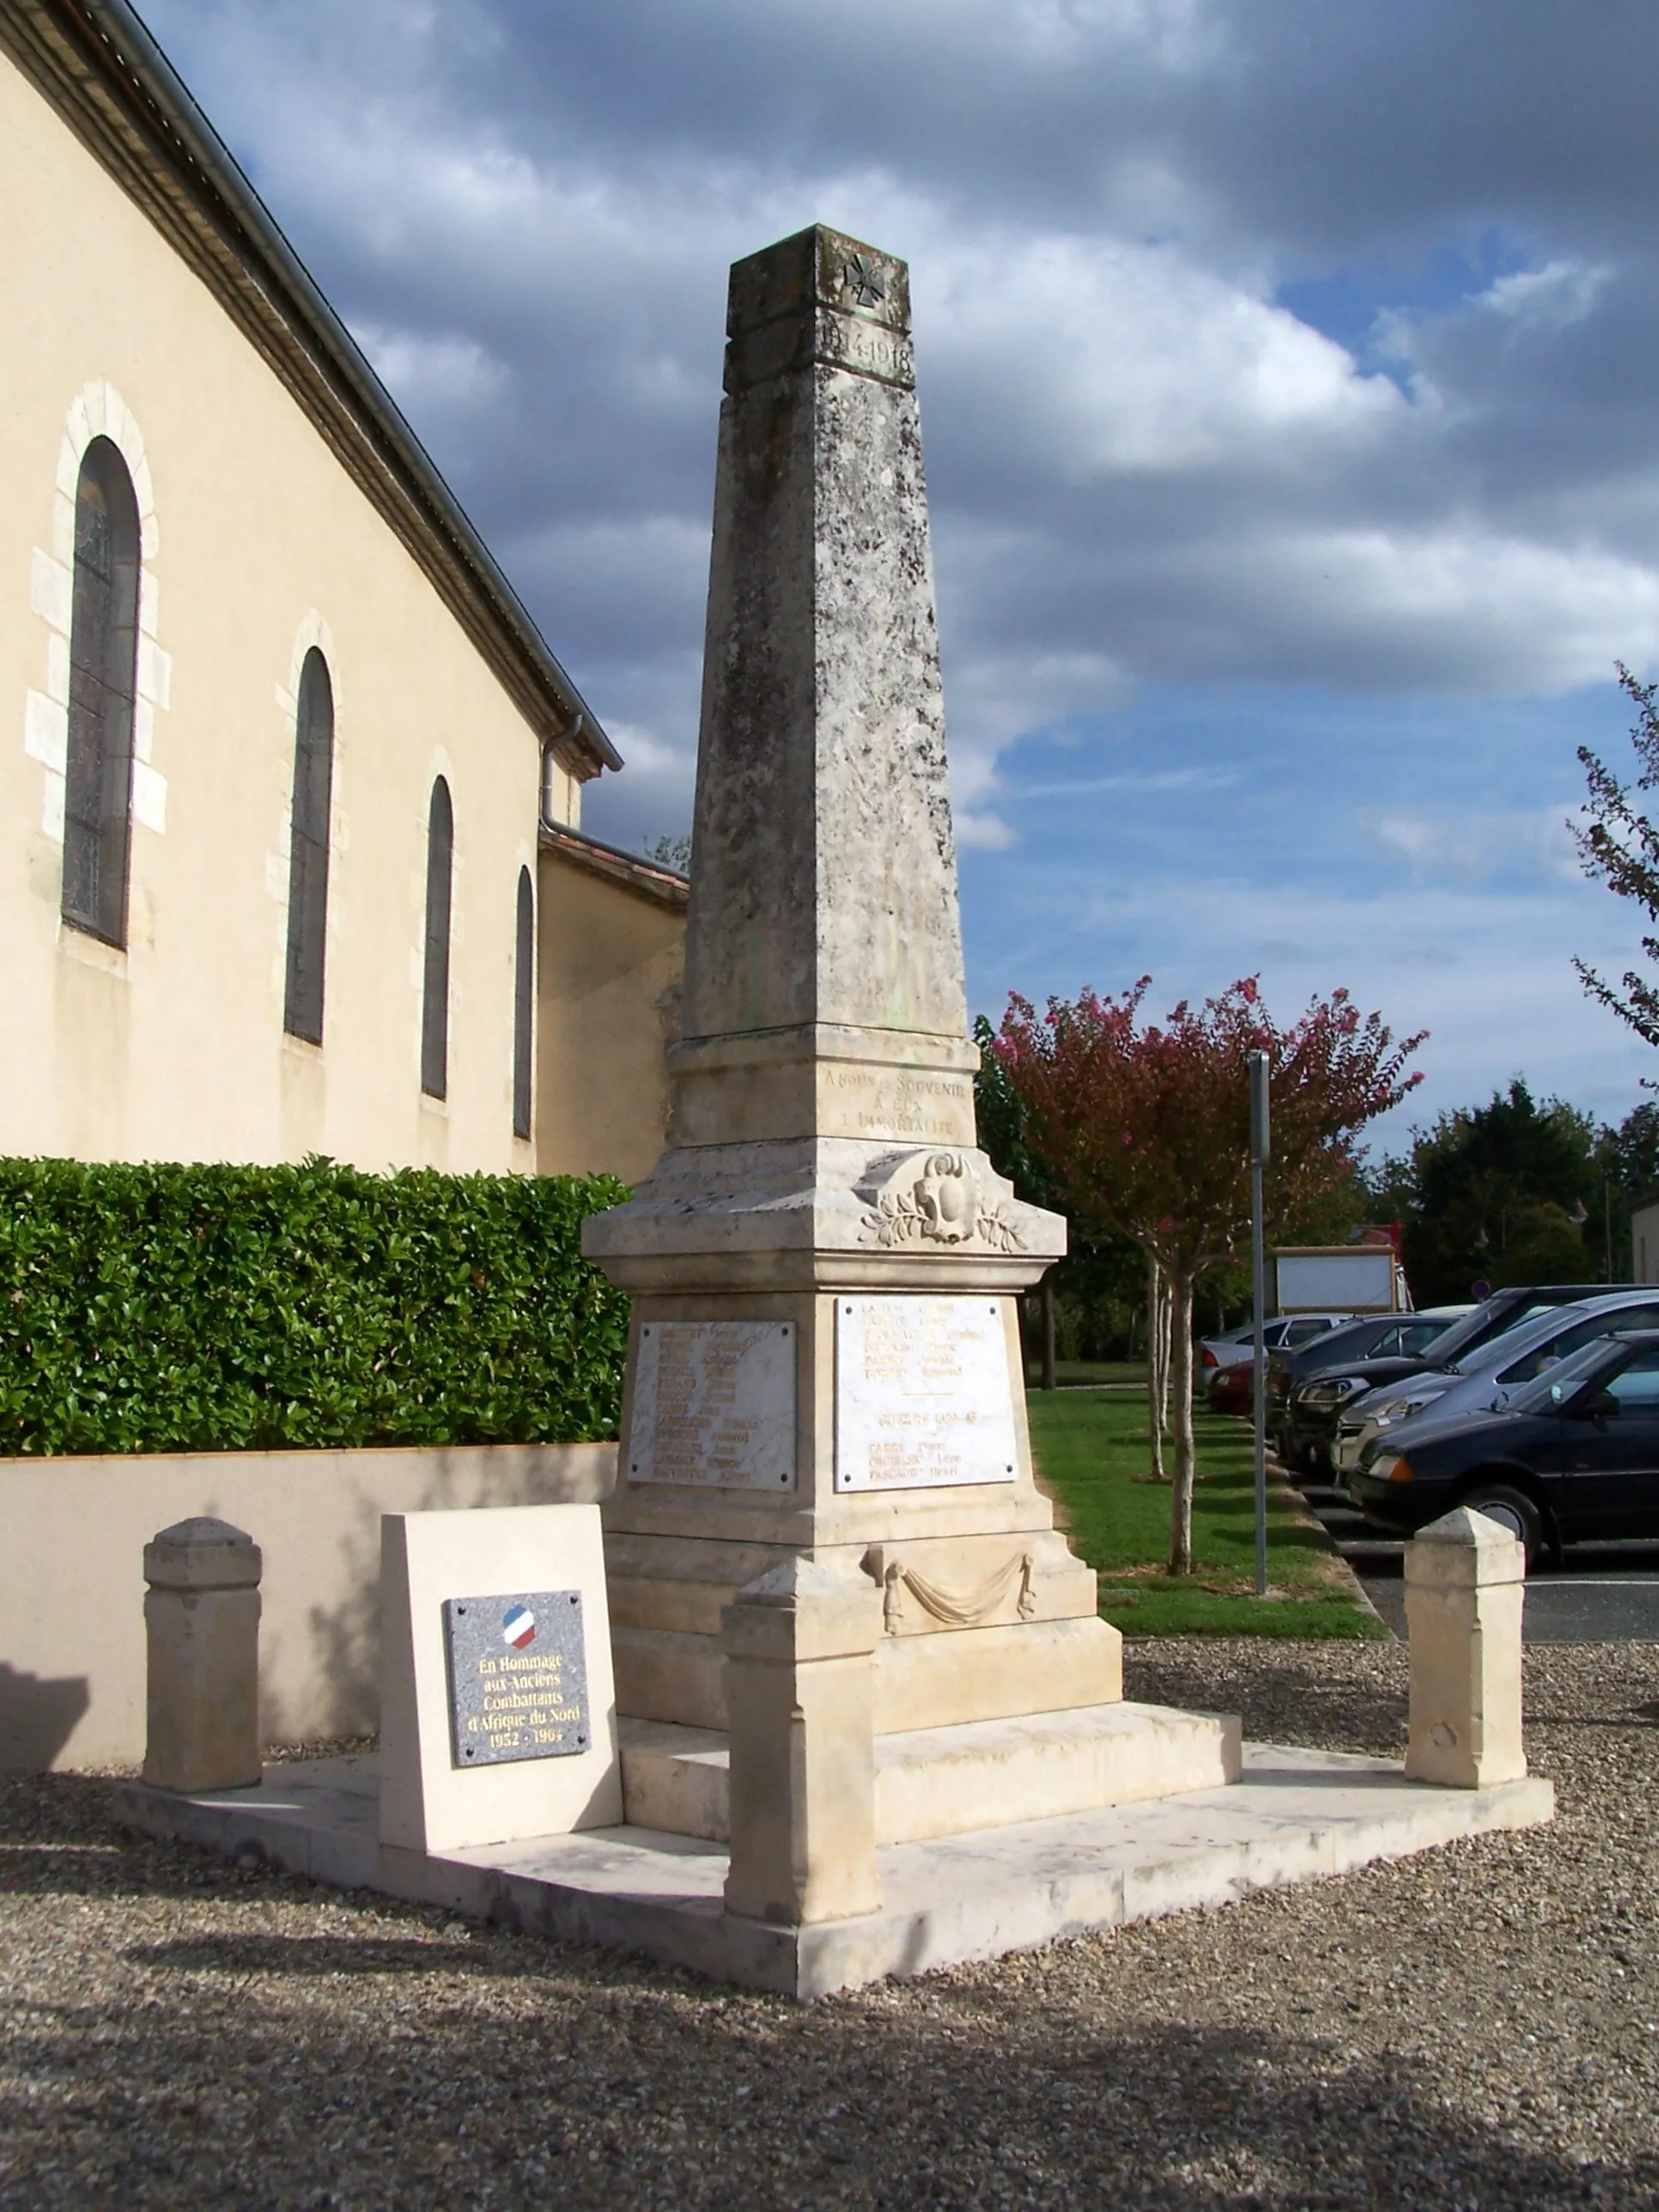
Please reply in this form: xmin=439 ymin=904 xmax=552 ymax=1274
xmin=441 ymin=1588 xmax=589 ymax=1768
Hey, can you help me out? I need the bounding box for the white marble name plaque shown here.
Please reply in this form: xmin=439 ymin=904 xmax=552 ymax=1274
xmin=629 ymin=1321 xmax=797 ymax=1490
xmin=835 ymin=1296 xmax=1019 ymax=1492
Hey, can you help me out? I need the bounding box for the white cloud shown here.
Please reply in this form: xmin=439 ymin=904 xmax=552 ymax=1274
xmin=1479 ymin=258 xmax=1612 ymax=333
xmin=355 ymin=326 xmax=507 ymax=410
xmin=1366 ymin=806 xmax=1584 ymax=886
xmin=922 ymin=231 xmax=1401 ymax=477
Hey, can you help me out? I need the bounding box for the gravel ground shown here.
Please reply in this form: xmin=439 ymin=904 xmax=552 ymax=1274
xmin=3 ymin=1639 xmax=1657 ymax=2210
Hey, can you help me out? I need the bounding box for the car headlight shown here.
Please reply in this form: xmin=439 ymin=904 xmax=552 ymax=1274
xmin=1376 ymin=1390 xmax=1440 ymax=1426
xmin=1297 ymin=1376 xmax=1366 ymax=1407
xmin=1368 ymin=1452 xmax=1413 ymax=1483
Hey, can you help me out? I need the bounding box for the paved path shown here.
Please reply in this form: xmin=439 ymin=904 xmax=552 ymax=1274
xmin=1300 ymin=1481 xmax=1659 ymax=1643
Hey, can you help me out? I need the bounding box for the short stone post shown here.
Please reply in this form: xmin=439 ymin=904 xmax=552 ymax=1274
xmin=143 ymin=1517 xmax=262 ymax=1792
xmin=1404 ymin=1506 xmax=1526 ymax=1789
xmin=722 ymin=1558 xmax=884 ymax=1926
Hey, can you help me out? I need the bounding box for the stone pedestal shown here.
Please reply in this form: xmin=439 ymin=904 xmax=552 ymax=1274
xmin=143 ymin=1516 xmax=261 ymax=1793
xmin=1404 ymin=1506 xmax=1527 ymax=1789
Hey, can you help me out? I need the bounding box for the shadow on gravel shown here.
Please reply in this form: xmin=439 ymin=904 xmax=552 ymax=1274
xmin=2 ymin=1973 xmax=1648 ymax=2210
xmin=122 ymin=1935 xmax=498 ymax=1976
xmin=1 ymin=1762 xmax=1652 ymax=2208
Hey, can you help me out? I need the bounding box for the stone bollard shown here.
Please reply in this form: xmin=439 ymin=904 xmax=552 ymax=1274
xmin=143 ymin=1517 xmax=262 ymax=1792
xmin=721 ymin=1557 xmax=884 ymax=1926
xmin=1404 ymin=1505 xmax=1526 ymax=1789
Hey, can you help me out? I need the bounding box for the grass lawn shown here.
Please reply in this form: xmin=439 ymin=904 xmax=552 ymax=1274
xmin=1026 ymin=1390 xmax=1387 ymax=1639
xmin=1021 ymin=1359 xmax=1147 ymax=1389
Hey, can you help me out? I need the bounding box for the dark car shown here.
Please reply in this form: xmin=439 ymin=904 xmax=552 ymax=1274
xmin=1239 ymin=1310 xmax=1455 ymax=1432
xmin=1268 ymin=1283 xmax=1647 ymax=1473
xmin=1347 ymin=1328 xmax=1659 ymax=1569
xmin=1276 ymin=1310 xmax=1465 ymax=1472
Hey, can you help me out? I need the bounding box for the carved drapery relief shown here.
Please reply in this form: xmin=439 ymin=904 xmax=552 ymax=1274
xmin=867 ymin=1547 xmax=1036 ymax=1633
xmin=859 ymin=1149 xmax=1028 ymax=1253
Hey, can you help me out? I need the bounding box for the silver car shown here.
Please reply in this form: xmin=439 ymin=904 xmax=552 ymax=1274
xmin=1336 ymin=1288 xmax=1659 ymax=1476
xmin=1200 ymin=1311 xmax=1356 ymax=1376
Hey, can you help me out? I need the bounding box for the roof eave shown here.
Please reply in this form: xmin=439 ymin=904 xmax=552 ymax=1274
xmin=3 ymin=0 xmax=622 ymax=779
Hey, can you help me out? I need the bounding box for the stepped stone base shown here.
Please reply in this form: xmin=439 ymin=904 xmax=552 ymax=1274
xmin=112 ymin=1747 xmax=1554 ymax=2001
xmin=612 ymin=1612 xmax=1123 ymax=1734
xmin=618 ymin=1700 xmax=1240 ymax=1845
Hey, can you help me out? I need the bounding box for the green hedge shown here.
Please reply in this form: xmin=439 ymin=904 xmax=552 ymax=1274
xmin=0 ymin=1158 xmax=631 ymax=1456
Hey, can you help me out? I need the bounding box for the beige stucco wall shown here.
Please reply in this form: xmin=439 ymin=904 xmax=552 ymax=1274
xmin=0 ymin=1441 xmax=617 ymax=1770
xmin=538 ymin=851 xmax=684 ymax=1183
xmin=0 ymin=51 xmax=590 ymax=1175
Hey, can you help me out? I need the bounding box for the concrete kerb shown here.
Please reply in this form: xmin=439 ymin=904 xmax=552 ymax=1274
xmin=1266 ymin=1447 xmax=1393 ymax=1632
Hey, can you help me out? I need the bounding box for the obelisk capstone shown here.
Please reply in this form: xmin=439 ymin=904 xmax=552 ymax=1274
xmin=585 ymin=225 xmax=1136 ymax=1924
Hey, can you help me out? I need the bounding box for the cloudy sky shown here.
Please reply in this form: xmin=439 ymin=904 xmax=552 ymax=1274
xmin=143 ymin=0 xmax=1659 ymax=1152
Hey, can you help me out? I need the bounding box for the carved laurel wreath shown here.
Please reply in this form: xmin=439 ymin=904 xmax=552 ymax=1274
xmin=859 ymin=1150 xmax=1028 ymax=1253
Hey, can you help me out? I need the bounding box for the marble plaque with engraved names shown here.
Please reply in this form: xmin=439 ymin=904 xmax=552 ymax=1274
xmin=835 ymin=1296 xmax=1019 ymax=1492
xmin=629 ymin=1321 xmax=798 ymax=1490
xmin=444 ymin=1589 xmax=590 ymax=1768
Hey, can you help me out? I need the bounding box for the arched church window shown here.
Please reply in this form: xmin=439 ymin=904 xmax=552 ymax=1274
xmin=513 ymin=866 xmax=534 ymax=1139
xmin=421 ymin=777 xmax=453 ymax=1098
xmin=63 ymin=437 xmax=141 ymax=945
xmin=283 ymin=649 xmax=334 ymax=1043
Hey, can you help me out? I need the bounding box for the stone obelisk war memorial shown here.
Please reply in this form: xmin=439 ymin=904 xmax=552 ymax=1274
xmin=585 ymin=222 xmax=1237 ymax=1927
xmin=122 ymin=224 xmax=1551 ymax=1999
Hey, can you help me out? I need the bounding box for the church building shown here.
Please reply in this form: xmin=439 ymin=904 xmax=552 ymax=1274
xmin=0 ymin=0 xmax=684 ymax=1184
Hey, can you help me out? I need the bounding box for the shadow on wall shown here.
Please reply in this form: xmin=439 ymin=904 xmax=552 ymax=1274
xmin=288 ymin=1449 xmax=607 ymax=1748
xmin=0 ymin=1666 xmax=91 ymax=1771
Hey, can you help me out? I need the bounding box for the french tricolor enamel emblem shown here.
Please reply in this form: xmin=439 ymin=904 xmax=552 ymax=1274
xmin=501 ymin=1603 xmax=536 ymax=1650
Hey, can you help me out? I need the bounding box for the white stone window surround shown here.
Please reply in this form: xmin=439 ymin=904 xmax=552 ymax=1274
xmin=267 ymin=611 xmax=347 ymax=1047
xmin=24 ymin=383 xmax=170 ymax=890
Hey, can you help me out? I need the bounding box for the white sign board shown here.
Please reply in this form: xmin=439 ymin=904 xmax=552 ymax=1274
xmin=628 ymin=1321 xmax=797 ymax=1490
xmin=835 ymin=1296 xmax=1019 ymax=1492
xmin=1275 ymin=1249 xmax=1397 ymax=1315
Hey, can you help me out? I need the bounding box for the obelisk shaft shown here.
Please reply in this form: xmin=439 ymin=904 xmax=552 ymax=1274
xmin=673 ymin=227 xmax=970 ymax=1149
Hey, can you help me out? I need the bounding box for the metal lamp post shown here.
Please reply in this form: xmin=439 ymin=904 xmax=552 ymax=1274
xmin=1249 ymin=1050 xmax=1270 ymax=1600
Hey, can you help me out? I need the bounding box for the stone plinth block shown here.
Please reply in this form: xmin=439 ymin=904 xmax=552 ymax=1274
xmin=722 ymin=1557 xmax=884 ymax=1925
xmin=1404 ymin=1506 xmax=1527 ymax=1789
xmin=113 ymin=1742 xmax=1555 ymax=2002
xmin=379 ymin=1504 xmax=621 ymax=1854
xmin=143 ymin=1516 xmax=261 ymax=1793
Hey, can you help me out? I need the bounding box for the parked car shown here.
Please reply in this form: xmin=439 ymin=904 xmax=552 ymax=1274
xmin=1334 ymin=1288 xmax=1659 ymax=1479
xmin=1200 ymin=1312 xmax=1357 ymax=1378
xmin=1207 ymin=1358 xmax=1258 ymax=1418
xmin=1348 ymin=1328 xmax=1659 ymax=1569
xmin=1267 ymin=1306 xmax=1470 ymax=1463
xmin=1270 ymin=1283 xmax=1647 ymax=1470
xmin=1277 ymin=1307 xmax=1471 ymax=1473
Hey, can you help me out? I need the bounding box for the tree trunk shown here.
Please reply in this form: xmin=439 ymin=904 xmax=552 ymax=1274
xmin=1145 ymin=1250 xmax=1166 ymax=1480
xmin=1155 ymin=1269 xmax=1173 ymax=1435
xmin=1167 ymin=1271 xmax=1197 ymax=1574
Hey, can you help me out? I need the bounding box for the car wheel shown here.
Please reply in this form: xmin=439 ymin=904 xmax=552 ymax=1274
xmin=1458 ymin=1484 xmax=1542 ymax=1571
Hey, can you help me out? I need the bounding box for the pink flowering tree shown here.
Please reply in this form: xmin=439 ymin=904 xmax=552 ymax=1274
xmin=994 ymin=979 xmax=1425 ymax=1574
